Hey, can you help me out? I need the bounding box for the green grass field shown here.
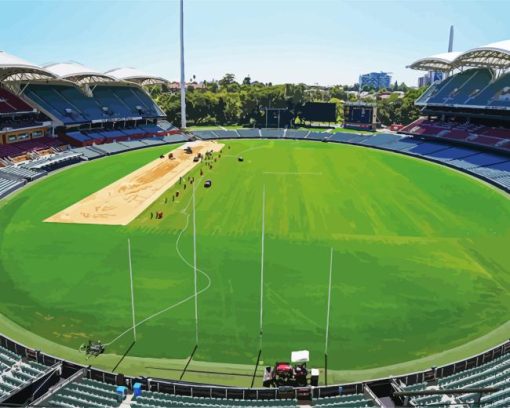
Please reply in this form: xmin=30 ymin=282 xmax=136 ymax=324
xmin=0 ymin=140 xmax=510 ymax=385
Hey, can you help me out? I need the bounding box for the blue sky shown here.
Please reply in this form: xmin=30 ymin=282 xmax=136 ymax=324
xmin=1 ymin=0 xmax=509 ymax=86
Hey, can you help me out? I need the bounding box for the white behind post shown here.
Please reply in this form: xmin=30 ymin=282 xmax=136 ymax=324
xmin=193 ymin=183 xmax=198 ymax=345
xmin=259 ymin=186 xmax=266 ymax=351
xmin=325 ymin=248 xmax=333 ymax=355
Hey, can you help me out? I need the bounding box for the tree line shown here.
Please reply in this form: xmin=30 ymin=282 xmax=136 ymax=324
xmin=149 ymin=74 xmax=427 ymax=128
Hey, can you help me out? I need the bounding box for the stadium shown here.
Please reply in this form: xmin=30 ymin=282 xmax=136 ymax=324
xmin=0 ymin=3 xmax=510 ymax=408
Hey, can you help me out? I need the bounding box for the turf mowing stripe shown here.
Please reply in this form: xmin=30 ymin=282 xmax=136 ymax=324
xmin=263 ymin=171 xmax=323 ymax=175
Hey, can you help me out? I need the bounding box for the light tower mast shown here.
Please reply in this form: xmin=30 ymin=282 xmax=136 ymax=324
xmin=448 ymin=25 xmax=454 ymax=52
xmin=179 ymin=0 xmax=187 ymax=129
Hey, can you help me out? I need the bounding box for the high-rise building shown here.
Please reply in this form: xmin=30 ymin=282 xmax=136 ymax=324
xmin=418 ymin=75 xmax=431 ymax=88
xmin=359 ymin=72 xmax=392 ymax=90
xmin=418 ymin=71 xmax=444 ymax=88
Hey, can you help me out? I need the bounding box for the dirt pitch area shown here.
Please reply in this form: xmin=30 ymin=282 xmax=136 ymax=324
xmin=45 ymin=141 xmax=223 ymax=226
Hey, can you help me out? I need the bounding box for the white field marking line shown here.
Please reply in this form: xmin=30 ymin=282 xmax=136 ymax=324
xmin=104 ymin=190 xmax=212 ymax=347
xmin=263 ymin=171 xmax=323 ymax=176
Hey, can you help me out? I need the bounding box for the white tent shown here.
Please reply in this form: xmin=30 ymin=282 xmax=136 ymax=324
xmin=0 ymin=50 xmax=56 ymax=82
xmin=44 ymin=62 xmax=117 ymax=85
xmin=453 ymin=40 xmax=510 ymax=69
xmin=291 ymin=350 xmax=309 ymax=363
xmin=407 ymin=52 xmax=462 ymax=72
xmin=105 ymin=67 xmax=169 ymax=86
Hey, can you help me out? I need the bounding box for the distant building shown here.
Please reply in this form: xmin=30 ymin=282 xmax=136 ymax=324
xmin=418 ymin=71 xmax=444 ymax=87
xmin=378 ymin=91 xmax=404 ymax=100
xmin=359 ymin=72 xmax=392 ymax=90
xmin=168 ymin=81 xmax=206 ymax=90
xmin=418 ymin=75 xmax=431 ymax=88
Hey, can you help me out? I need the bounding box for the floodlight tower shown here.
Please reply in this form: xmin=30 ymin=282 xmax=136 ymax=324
xmin=448 ymin=25 xmax=454 ymax=52
xmin=180 ymin=0 xmax=187 ymax=128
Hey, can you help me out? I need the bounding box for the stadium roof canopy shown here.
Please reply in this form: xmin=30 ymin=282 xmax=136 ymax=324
xmin=105 ymin=67 xmax=169 ymax=85
xmin=407 ymin=52 xmax=462 ymax=72
xmin=0 ymin=50 xmax=56 ymax=82
xmin=452 ymin=40 xmax=510 ymax=69
xmin=44 ymin=62 xmax=118 ymax=85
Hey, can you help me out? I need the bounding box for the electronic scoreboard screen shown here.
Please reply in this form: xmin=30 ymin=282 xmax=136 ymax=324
xmin=301 ymin=102 xmax=337 ymax=123
xmin=343 ymin=104 xmax=377 ymax=131
xmin=345 ymin=106 xmax=373 ymax=124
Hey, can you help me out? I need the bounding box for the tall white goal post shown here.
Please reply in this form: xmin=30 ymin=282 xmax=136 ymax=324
xmin=193 ymin=182 xmax=199 ymax=346
xmin=324 ymin=248 xmax=333 ymax=385
xmin=259 ymin=186 xmax=266 ymax=351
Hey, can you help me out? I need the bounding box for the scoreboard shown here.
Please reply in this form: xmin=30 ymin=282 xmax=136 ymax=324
xmin=301 ymin=102 xmax=337 ymax=123
xmin=343 ymin=103 xmax=378 ymax=131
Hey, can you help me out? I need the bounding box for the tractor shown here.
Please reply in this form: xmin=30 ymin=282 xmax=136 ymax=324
xmin=264 ymin=350 xmax=317 ymax=388
xmin=79 ymin=340 xmax=105 ymax=360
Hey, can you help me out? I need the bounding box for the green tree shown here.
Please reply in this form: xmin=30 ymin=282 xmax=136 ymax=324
xmin=219 ymin=73 xmax=236 ymax=87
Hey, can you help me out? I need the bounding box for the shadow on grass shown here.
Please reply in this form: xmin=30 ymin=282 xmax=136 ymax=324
xmin=111 ymin=341 xmax=136 ymax=372
xmin=180 ymin=344 xmax=198 ymax=380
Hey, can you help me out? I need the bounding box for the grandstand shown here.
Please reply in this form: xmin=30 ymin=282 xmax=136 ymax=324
xmin=0 ymin=87 xmax=34 ymax=114
xmin=0 ymin=343 xmax=57 ymax=406
xmin=1 ymin=332 xmax=508 ymax=407
xmin=0 ymin=50 xmax=181 ymax=198
xmin=39 ymin=377 xmax=121 ymax=408
xmin=403 ymin=40 xmax=510 ymax=153
xmin=399 ymin=352 xmax=510 ymax=407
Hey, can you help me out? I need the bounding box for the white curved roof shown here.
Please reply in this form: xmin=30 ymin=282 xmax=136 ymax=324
xmin=453 ymin=40 xmax=510 ymax=69
xmin=408 ymin=52 xmax=462 ymax=72
xmin=0 ymin=50 xmax=56 ymax=81
xmin=44 ymin=62 xmax=117 ymax=84
xmin=105 ymin=67 xmax=169 ymax=85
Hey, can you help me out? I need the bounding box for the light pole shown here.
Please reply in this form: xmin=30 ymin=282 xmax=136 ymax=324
xmin=179 ymin=0 xmax=187 ymax=128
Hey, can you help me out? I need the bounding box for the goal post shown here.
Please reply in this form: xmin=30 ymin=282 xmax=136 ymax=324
xmin=324 ymin=248 xmax=333 ymax=385
xmin=258 ymin=186 xmax=266 ymax=352
xmin=193 ymin=182 xmax=199 ymax=346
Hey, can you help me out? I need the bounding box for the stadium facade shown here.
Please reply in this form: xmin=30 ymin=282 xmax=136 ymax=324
xmin=402 ymin=40 xmax=510 ymax=154
xmin=0 ymin=51 xmax=180 ymax=158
